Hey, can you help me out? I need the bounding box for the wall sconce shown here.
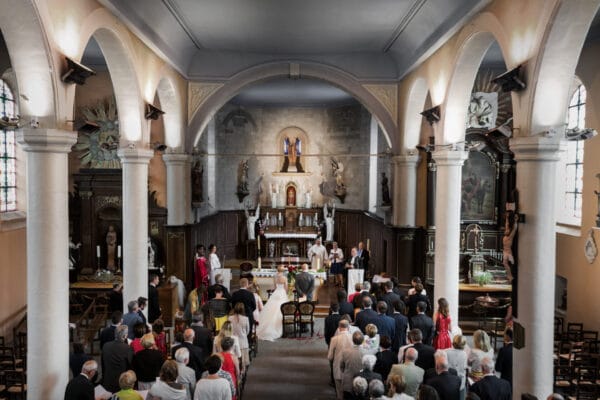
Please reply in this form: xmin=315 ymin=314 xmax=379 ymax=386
xmin=145 ymin=103 xmax=165 ymax=120
xmin=75 ymin=120 xmax=100 ymax=134
xmin=492 ymin=65 xmax=526 ymax=92
xmin=565 ymin=127 xmax=597 ymax=141
xmin=421 ymin=106 xmax=441 ymax=125
xmin=61 ymin=57 xmax=96 ymax=85
xmin=152 ymin=142 xmax=167 ymax=152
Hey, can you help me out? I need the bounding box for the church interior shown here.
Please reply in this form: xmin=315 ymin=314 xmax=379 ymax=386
xmin=1 ymin=0 xmax=600 ymax=399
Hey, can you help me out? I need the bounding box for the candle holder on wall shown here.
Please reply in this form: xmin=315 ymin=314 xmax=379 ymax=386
xmin=595 ymin=173 xmax=600 ymax=228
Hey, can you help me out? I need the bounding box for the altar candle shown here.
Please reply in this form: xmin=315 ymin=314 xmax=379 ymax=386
xmin=317 ymin=258 xmax=320 ymax=270
xmin=117 ymin=245 xmax=121 ymax=258
xmin=96 ymin=245 xmax=101 ymax=258
xmin=257 ymin=235 xmax=261 ymax=250
xmin=367 ymin=239 xmax=370 ymax=252
xmin=257 ymin=257 xmax=262 ymax=270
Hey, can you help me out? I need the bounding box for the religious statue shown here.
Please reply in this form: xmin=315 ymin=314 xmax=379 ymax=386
xmin=245 ymin=204 xmax=260 ymax=241
xmin=502 ymin=211 xmax=518 ymax=282
xmin=281 ymin=136 xmax=304 ymax=172
xmin=268 ymin=241 xmax=275 ymax=258
xmin=286 ymin=185 xmax=296 ymax=206
xmin=106 ymin=225 xmax=117 ymax=270
xmin=148 ymin=237 xmax=156 ymax=269
xmin=468 ymin=92 xmax=497 ymax=129
xmin=236 ymin=159 xmax=250 ymax=202
xmin=192 ymin=160 xmax=203 ymax=203
xmin=381 ymin=172 xmax=391 ymax=206
xmin=323 ymin=203 xmax=335 ymax=242
xmin=305 ymin=186 xmax=312 ymax=208
xmin=271 ymin=183 xmax=279 ymax=208
xmin=331 ymin=158 xmax=347 ymax=203
xmin=69 ymin=236 xmax=81 ymax=269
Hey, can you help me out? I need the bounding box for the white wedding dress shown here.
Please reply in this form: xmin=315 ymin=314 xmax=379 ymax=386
xmin=256 ymin=283 xmax=289 ymax=341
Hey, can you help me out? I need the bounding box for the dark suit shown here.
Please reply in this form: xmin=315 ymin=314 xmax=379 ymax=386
xmin=230 ymin=288 xmax=257 ymax=328
xmin=148 ymin=284 xmax=161 ymax=323
xmin=391 ymin=312 xmax=409 ymax=352
xmin=412 ymin=342 xmax=435 ymax=371
xmin=357 ymin=248 xmax=370 ymax=273
xmin=69 ymin=352 xmax=92 ymax=377
xmin=101 ymin=340 xmax=132 ymax=393
xmin=495 ymin=343 xmax=513 ymax=385
xmin=424 ymin=367 xmax=458 ymax=383
xmin=427 ymin=371 xmax=461 ymax=400
xmin=470 ymin=375 xmax=512 ymax=400
xmin=325 ymin=313 xmax=343 ymax=346
xmin=374 ymin=349 xmax=398 ymax=382
xmin=407 ymin=293 xmax=431 ymax=318
xmin=191 ymin=324 xmax=214 ymax=361
xmin=354 ymin=308 xmax=379 ymax=333
xmin=382 ymin=291 xmax=402 ymax=316
xmin=375 ymin=313 xmax=396 ymax=340
xmin=295 ymin=271 xmax=315 ymax=301
xmin=64 ymin=374 xmax=94 ymax=400
xmin=132 ymin=348 xmax=164 ymax=382
xmin=207 ymin=283 xmax=231 ymax=300
xmin=339 ymin=300 xmax=354 ymax=320
xmin=410 ymin=313 xmax=435 ymax=345
xmin=171 ymin=341 xmax=205 ymax=380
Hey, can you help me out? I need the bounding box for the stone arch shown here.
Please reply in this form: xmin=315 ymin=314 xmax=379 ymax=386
xmin=528 ymin=0 xmax=600 ymax=136
xmin=0 ymin=0 xmax=56 ymax=124
xmin=75 ymin=10 xmax=146 ymax=144
xmin=186 ymin=61 xmax=397 ymax=152
xmin=402 ymin=77 xmax=429 ymax=151
xmin=154 ymin=75 xmax=184 ymax=150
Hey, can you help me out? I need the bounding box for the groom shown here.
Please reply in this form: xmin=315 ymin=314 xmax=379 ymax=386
xmin=295 ymin=263 xmax=315 ymax=302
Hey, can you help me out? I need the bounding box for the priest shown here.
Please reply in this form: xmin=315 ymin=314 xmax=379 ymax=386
xmin=308 ymin=237 xmax=328 ymax=270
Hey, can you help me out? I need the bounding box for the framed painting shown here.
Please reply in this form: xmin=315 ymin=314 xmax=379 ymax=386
xmin=461 ymin=151 xmax=497 ymax=223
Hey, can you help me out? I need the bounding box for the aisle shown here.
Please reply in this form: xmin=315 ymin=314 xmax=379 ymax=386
xmin=242 ymin=319 xmax=335 ymax=400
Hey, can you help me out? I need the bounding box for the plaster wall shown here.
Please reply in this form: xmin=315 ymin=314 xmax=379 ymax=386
xmin=197 ymin=104 xmax=387 ymax=212
xmin=556 ymin=41 xmax=600 ymax=332
xmin=0 ymin=226 xmax=26 ymax=341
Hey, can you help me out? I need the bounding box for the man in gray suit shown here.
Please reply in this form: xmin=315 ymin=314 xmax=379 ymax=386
xmin=295 ymin=263 xmax=315 ymax=301
xmin=340 ymin=331 xmax=365 ymax=398
xmin=389 ymin=347 xmax=425 ymax=398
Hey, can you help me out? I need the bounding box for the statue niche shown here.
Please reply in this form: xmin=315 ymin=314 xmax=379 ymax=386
xmin=286 ymin=183 xmax=297 ymax=207
xmin=278 ymin=127 xmax=308 ymax=173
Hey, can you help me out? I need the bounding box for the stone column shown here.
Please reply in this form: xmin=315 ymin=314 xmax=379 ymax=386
xmin=163 ymin=153 xmax=192 ymax=226
xmin=392 ymin=154 xmax=420 ymax=226
xmin=510 ymin=136 xmax=561 ymax=399
xmin=17 ymin=128 xmax=77 ymax=400
xmin=432 ymin=150 xmax=467 ymax=320
xmin=118 ymin=147 xmax=153 ymax=314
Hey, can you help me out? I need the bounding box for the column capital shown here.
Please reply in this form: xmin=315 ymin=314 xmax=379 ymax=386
xmin=510 ymin=136 xmax=562 ymax=162
xmin=16 ymin=128 xmax=77 ymax=153
xmin=117 ymin=147 xmax=154 ymax=164
xmin=162 ymin=152 xmax=192 ymax=165
xmin=393 ymin=154 xmax=420 ymax=166
xmin=432 ymin=149 xmax=468 ymax=166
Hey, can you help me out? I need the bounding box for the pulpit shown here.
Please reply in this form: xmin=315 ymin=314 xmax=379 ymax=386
xmin=158 ymin=282 xmax=178 ymax=327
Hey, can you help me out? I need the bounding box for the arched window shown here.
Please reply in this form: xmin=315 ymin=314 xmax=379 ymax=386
xmin=557 ymin=83 xmax=586 ymax=227
xmin=0 ymin=79 xmax=16 ymax=212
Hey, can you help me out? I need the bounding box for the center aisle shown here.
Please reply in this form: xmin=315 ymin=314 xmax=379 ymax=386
xmin=242 ymin=319 xmax=335 ymax=400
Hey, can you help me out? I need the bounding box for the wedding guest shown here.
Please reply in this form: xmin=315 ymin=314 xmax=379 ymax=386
xmin=495 ymin=328 xmax=513 ymax=386
xmin=374 ymin=335 xmax=397 ymax=382
xmin=123 ymin=300 xmax=143 ymax=340
xmin=130 ymin=322 xmax=147 ymax=354
xmin=356 ymin=354 xmax=382 ymax=383
xmin=190 ymin=312 xmax=213 ymax=362
xmin=325 ymin=303 xmax=343 ymax=347
xmin=174 ymin=347 xmax=197 ymax=400
xmin=64 ymin=360 xmax=97 ymax=400
xmin=216 ymin=337 xmax=240 ymax=400
xmin=361 ymin=323 xmax=380 ymax=355
xmin=152 ymin=319 xmax=167 ymax=357
xmin=100 ymin=311 xmax=122 ymax=350
xmin=329 ymin=319 xmax=354 ymax=399
xmin=213 ymin=321 xmax=242 ymax=361
xmin=391 ymin=299 xmax=409 ymax=353
xmin=340 ymin=331 xmax=366 ymax=398
xmin=69 ymin=342 xmax=92 ymax=378
xmin=369 ymin=379 xmax=387 ymax=400
xmin=351 ymin=376 xmax=369 ymax=400
xmin=132 ymin=333 xmax=164 ymax=390
xmin=111 ymin=370 xmax=143 ymax=400
xmin=194 ymin=355 xmax=232 ymax=400
xmin=148 ymin=274 xmax=161 ymax=323
xmin=468 ymin=330 xmax=494 ymax=381
xmin=432 ymin=298 xmax=452 ymax=350
xmin=386 ymin=374 xmax=414 ymax=400
xmin=147 ymin=360 xmax=187 ymax=400
xmin=446 ymin=335 xmax=468 ymax=400
xmin=228 ymin=302 xmax=250 ymax=369
xmin=101 ymin=325 xmax=133 ymax=393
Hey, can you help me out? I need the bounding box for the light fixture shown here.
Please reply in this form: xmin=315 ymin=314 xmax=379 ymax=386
xmin=61 ymin=57 xmax=96 ymax=85
xmin=492 ymin=66 xmax=526 ymax=92
xmin=76 ymin=120 xmax=100 ymax=134
xmin=565 ymin=127 xmax=598 ymax=141
xmin=421 ymin=106 xmax=441 ymax=125
xmin=145 ymin=103 xmax=165 ymax=120
xmin=152 ymin=142 xmax=167 ymax=152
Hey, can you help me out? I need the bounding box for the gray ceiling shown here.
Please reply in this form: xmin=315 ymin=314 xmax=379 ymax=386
xmin=99 ymin=0 xmax=491 ymax=80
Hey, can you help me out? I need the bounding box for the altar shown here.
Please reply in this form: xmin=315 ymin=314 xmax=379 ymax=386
xmin=252 ymin=268 xmax=327 ymax=302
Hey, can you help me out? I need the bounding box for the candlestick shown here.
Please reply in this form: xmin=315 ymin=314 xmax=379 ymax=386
xmin=257 ymin=257 xmax=262 ymax=270
xmin=257 ymin=235 xmax=260 ymax=250
xmin=96 ymin=245 xmax=101 ymax=258
xmin=366 ymin=239 xmax=370 ymax=252
xmin=117 ymin=245 xmax=121 ymax=258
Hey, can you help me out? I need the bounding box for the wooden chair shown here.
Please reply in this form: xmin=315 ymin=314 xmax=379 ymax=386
xmin=573 ymin=365 xmax=598 ymax=400
xmin=280 ymin=302 xmax=298 ymax=338
xmin=298 ymin=302 xmax=316 ymax=337
xmin=4 ymin=370 xmax=26 ymax=399
xmin=553 ymin=364 xmax=574 ymax=396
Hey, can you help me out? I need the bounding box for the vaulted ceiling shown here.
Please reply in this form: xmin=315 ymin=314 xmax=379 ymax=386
xmin=99 ymin=0 xmax=491 ymax=80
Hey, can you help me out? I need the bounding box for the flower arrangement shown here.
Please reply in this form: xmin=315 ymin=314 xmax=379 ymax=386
xmin=474 ymin=271 xmax=493 ymax=286
xmin=287 ymin=265 xmax=297 ymax=285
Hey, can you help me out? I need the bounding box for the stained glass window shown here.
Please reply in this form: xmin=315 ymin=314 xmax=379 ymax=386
xmin=0 ymin=79 xmax=16 ymax=212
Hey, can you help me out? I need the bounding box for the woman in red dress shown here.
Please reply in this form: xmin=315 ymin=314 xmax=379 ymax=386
xmin=433 ymin=297 xmax=453 ymax=350
xmin=218 ymin=337 xmax=240 ymax=400
xmin=194 ymin=244 xmax=209 ymax=303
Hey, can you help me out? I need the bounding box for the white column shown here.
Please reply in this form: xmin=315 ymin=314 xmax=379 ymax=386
xmin=368 ymin=115 xmax=378 ymax=213
xmin=511 ymin=136 xmax=560 ymax=399
xmin=392 ymin=154 xmax=420 ymax=226
xmin=163 ymin=153 xmax=192 ymax=226
xmin=17 ymin=128 xmax=77 ymax=400
xmin=206 ymin=118 xmax=216 ymax=210
xmin=184 ymin=159 xmax=194 ymax=224
xmin=432 ymin=150 xmax=467 ymax=320
xmin=118 ymin=148 xmax=153 ymax=313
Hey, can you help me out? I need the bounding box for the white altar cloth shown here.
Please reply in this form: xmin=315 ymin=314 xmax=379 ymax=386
xmin=264 ymin=232 xmax=318 ymax=239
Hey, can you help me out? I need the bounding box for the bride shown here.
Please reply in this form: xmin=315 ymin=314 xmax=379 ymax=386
xmin=256 ymin=268 xmax=289 ymax=341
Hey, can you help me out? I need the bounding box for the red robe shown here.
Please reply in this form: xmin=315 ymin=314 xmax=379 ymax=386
xmin=195 ymin=256 xmax=209 ymax=302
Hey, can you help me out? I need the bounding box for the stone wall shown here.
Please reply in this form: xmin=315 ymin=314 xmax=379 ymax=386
xmin=197 ymin=103 xmax=391 ymax=212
